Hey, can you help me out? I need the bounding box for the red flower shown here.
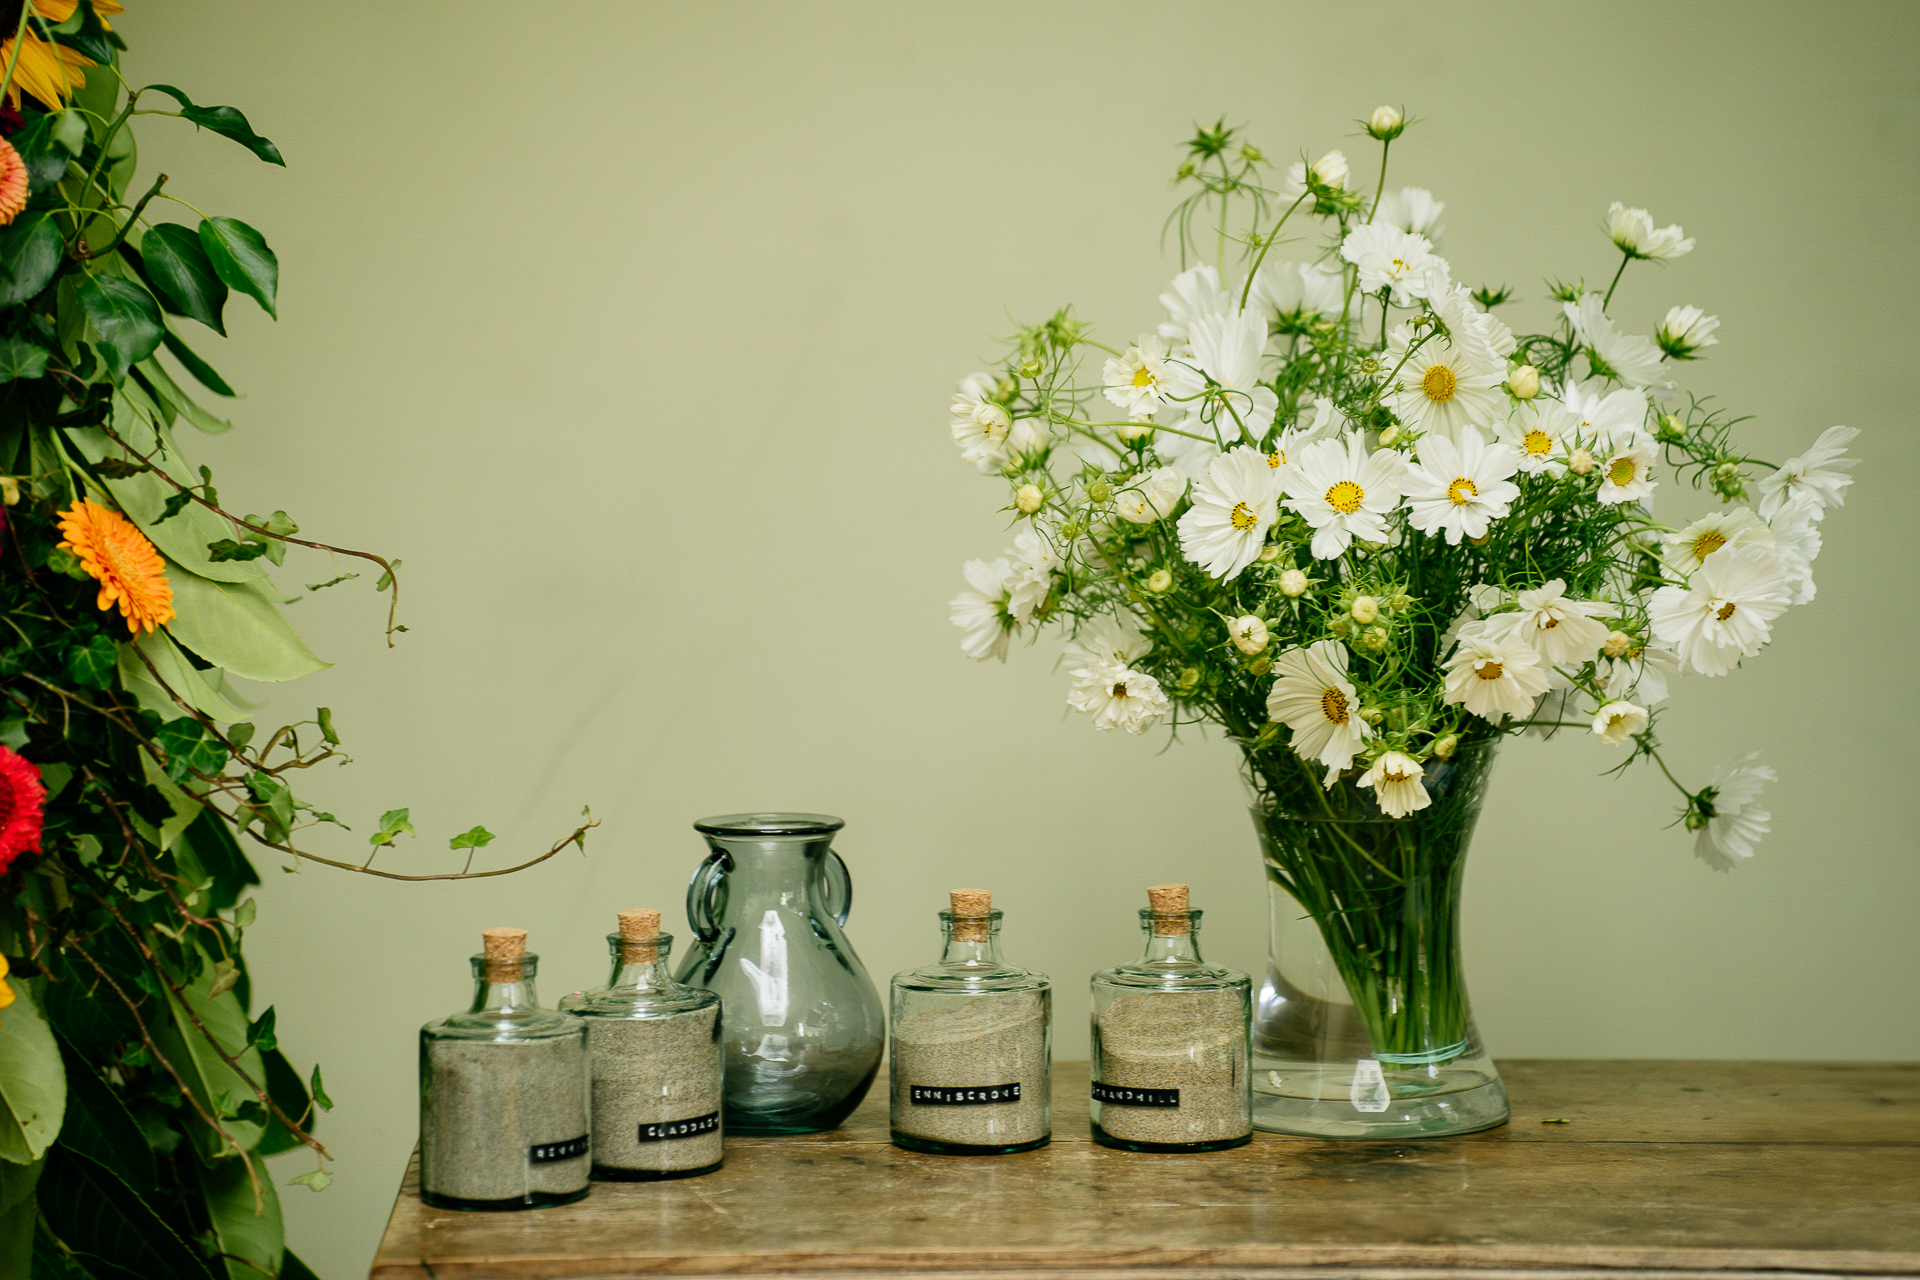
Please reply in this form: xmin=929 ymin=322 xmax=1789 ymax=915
xmin=0 ymin=746 xmax=46 ymax=873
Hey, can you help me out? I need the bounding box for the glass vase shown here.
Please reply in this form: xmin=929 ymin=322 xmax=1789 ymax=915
xmin=1246 ymin=743 xmax=1508 ymax=1139
xmin=673 ymin=813 xmax=886 ymax=1134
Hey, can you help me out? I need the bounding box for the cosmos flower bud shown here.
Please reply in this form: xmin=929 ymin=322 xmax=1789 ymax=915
xmin=1432 ymin=734 xmax=1459 ymax=760
xmin=1229 ymin=615 xmax=1270 ymax=655
xmin=1507 ymin=364 xmax=1540 ymax=399
xmin=1279 ymin=569 xmax=1309 ymax=597
xmin=1361 ymin=626 xmax=1389 ymax=652
xmin=1361 ymin=705 xmax=1386 ymax=726
xmin=1351 ymin=595 xmax=1380 ymax=624
xmin=1568 ymin=448 xmax=1596 ymax=475
xmin=1086 ymin=478 xmax=1112 ymax=504
xmin=1366 ymin=105 xmax=1404 ymax=141
xmin=1257 ymin=544 xmax=1282 ymax=564
xmin=1603 ymin=630 xmax=1633 ymax=658
xmin=1146 ymin=568 xmax=1173 ymax=593
xmin=1379 ymin=425 xmax=1401 ymax=446
xmin=1014 ymin=484 xmax=1044 ymax=514
xmin=1311 ymin=149 xmax=1348 ymax=190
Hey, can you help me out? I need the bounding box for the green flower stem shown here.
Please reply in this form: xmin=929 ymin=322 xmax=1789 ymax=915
xmin=0 ymin=1 xmax=31 ymax=109
xmin=1239 ymin=190 xmax=1311 ymax=311
xmin=1601 ymin=250 xmax=1632 ymax=310
xmin=1368 ymin=138 xmax=1392 ymax=224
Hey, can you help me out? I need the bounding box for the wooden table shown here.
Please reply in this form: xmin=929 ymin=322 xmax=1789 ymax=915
xmin=371 ymin=1060 xmax=1920 ymax=1279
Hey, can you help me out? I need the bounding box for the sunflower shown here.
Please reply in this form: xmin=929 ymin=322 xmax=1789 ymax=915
xmin=56 ymin=497 xmax=175 ymax=635
xmin=0 ymin=0 xmax=125 ymax=111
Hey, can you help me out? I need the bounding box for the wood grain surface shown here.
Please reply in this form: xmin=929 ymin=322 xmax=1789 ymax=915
xmin=370 ymin=1060 xmax=1920 ymax=1280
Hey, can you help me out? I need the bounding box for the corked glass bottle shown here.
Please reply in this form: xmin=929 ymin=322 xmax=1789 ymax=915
xmin=419 ymin=928 xmax=591 ymax=1210
xmin=560 ymin=909 xmax=724 ymax=1181
xmin=889 ymin=889 xmax=1051 ymax=1155
xmin=1090 ymin=884 xmax=1252 ymax=1152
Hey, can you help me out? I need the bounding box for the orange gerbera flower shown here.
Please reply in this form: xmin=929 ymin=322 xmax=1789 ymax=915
xmin=0 ymin=0 xmax=125 ymax=110
xmin=55 ymin=497 xmax=175 ymax=635
xmin=0 ymin=137 xmax=26 ymax=225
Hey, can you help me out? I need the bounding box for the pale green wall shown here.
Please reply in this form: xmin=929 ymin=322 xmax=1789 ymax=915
xmin=114 ymin=2 xmax=1918 ymax=1276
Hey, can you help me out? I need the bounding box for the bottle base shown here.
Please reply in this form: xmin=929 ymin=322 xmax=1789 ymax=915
xmin=419 ymin=1185 xmax=589 ymax=1212
xmin=890 ymin=1131 xmax=1050 ymax=1156
xmin=592 ymin=1159 xmax=722 ymax=1182
xmin=1090 ymin=1122 xmax=1252 ymax=1153
xmin=1252 ymin=1070 xmax=1509 ymax=1138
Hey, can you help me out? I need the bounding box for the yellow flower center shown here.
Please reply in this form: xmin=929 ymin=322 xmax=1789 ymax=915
xmin=1608 ymin=456 xmax=1638 ymax=486
xmin=1382 ymin=767 xmax=1414 ymax=783
xmin=1320 ymin=687 xmax=1349 ymax=725
xmin=1447 ymin=476 xmax=1478 ymax=506
xmin=1523 ymin=428 xmax=1553 ymax=456
xmin=1692 ymin=530 xmax=1728 ymax=559
xmin=1133 ymin=367 xmax=1156 ymax=387
xmin=1267 ymin=449 xmax=1284 ymax=468
xmin=1421 ymin=364 xmax=1457 ymax=403
xmin=1715 ymin=601 xmax=1737 ymax=622
xmin=1230 ymin=501 xmax=1257 ymax=531
xmin=1325 ymin=480 xmax=1365 ymax=514
xmin=1110 ymin=679 xmax=1131 ymax=697
xmin=1474 ymin=659 xmax=1505 ymax=681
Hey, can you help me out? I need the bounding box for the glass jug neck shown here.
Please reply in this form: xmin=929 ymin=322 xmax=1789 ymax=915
xmin=1137 ymin=909 xmax=1206 ymax=966
xmin=604 ymin=934 xmax=678 ymax=991
xmin=468 ymin=954 xmax=544 ymax=1012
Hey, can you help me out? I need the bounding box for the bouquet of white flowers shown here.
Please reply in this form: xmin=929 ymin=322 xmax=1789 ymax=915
xmin=944 ymin=112 xmax=1857 ymax=1136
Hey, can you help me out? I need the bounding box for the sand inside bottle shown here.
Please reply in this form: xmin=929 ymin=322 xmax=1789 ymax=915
xmin=1095 ymin=987 xmax=1248 ymax=1144
xmin=586 ymin=1004 xmax=724 ymax=1174
xmin=421 ymin=1035 xmax=590 ymax=1202
xmin=891 ymin=992 xmax=1048 ymax=1146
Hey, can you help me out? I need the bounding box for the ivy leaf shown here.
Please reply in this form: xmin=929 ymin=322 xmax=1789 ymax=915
xmin=240 ymin=509 xmax=298 ymax=566
xmin=0 ymin=213 xmax=65 ymax=307
xmin=143 ymin=84 xmax=284 ymax=167
xmin=308 ymin=1062 xmax=333 ymax=1111
xmin=305 ymin=572 xmax=359 ymax=593
xmin=153 ymin=488 xmax=195 ymax=526
xmin=76 ymin=275 xmax=165 ymax=382
xmin=90 ymin=457 xmax=147 ymax=479
xmin=155 ymin=716 xmax=228 ymax=784
xmin=45 ymin=0 xmax=126 ymax=66
xmin=197 ymin=217 xmax=277 ymax=319
xmin=205 ymin=538 xmax=271 ymax=563
xmin=448 ymin=825 xmax=496 ymax=851
xmin=243 ymin=772 xmax=295 ymax=844
xmin=316 ymin=707 xmax=339 ymax=745
xmin=64 ymin=634 xmax=118 ymax=690
xmin=246 ymin=1006 xmax=277 ymax=1054
xmin=374 ymin=558 xmax=401 ymax=592
xmin=135 ymin=224 xmax=227 ymax=335
xmin=205 ymin=958 xmax=241 ymax=999
xmin=368 ymin=808 xmax=415 ymax=848
xmin=6 ymin=112 xmax=72 ymax=192
xmin=0 ymin=337 xmax=49 ymax=380
xmin=254 ymin=1048 xmax=312 ymax=1157
xmin=287 ymin=1169 xmax=332 ymax=1193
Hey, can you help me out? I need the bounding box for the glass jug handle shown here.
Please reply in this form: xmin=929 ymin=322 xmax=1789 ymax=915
xmin=821 ymin=848 xmax=853 ymax=927
xmin=686 ymin=851 xmax=731 ymax=942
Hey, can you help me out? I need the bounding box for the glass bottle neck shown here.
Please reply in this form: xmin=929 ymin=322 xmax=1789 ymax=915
xmin=605 ymin=938 xmax=678 ymax=992
xmin=706 ymin=841 xmax=829 ymax=904
xmin=469 ymin=974 xmax=542 ymax=1013
xmin=1138 ymin=932 xmax=1205 ymax=966
xmin=938 ymin=932 xmax=1008 ymax=968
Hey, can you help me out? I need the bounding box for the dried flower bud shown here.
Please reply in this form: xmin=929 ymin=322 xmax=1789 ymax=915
xmin=1603 ymin=629 xmax=1633 ymax=658
xmin=1432 ymin=734 xmax=1459 ymax=760
xmin=1568 ymin=448 xmax=1596 ymax=475
xmin=1014 ymin=483 xmax=1044 ymax=514
xmin=1229 ymin=615 xmax=1270 ymax=655
xmin=1146 ymin=568 xmax=1173 ymax=593
xmin=1350 ymin=595 xmax=1380 ymax=624
xmin=1507 ymin=364 xmax=1540 ymax=399
xmin=1367 ymin=105 xmax=1404 ymax=140
xmin=1279 ymin=569 xmax=1309 ymax=597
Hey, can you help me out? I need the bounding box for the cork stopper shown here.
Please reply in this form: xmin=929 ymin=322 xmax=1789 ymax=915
xmin=949 ymin=888 xmax=992 ymax=941
xmin=481 ymin=927 xmax=527 ymax=981
xmin=618 ymin=908 xmax=662 ymax=963
xmin=1146 ymin=883 xmax=1191 ymax=936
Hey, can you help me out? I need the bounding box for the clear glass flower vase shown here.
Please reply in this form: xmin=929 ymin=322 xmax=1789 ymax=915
xmin=1246 ymin=744 xmax=1508 ymax=1139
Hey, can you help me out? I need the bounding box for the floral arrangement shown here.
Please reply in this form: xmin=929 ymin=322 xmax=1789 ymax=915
xmin=945 ymin=113 xmax=1856 ymax=1070
xmin=0 ymin=6 xmax=589 ymax=1277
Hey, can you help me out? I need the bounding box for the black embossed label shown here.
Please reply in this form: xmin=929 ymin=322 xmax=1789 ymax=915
xmin=636 ymin=1111 xmax=720 ymax=1143
xmin=1092 ymin=1082 xmax=1181 ymax=1108
xmin=909 ymin=1082 xmax=1021 ymax=1106
xmin=528 ymin=1135 xmax=590 ymax=1163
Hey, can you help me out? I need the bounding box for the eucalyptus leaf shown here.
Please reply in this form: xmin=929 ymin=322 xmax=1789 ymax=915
xmin=0 ymin=215 xmax=65 ymax=307
xmin=253 ymin=1048 xmax=310 ymax=1157
xmin=143 ymin=85 xmax=284 ymax=168
xmin=116 ymin=628 xmax=256 ymax=724
xmin=66 ymin=418 xmax=265 ymax=582
xmin=51 ymin=1042 xmax=154 ymax=1196
xmin=198 ymin=1154 xmax=285 ymax=1280
xmin=162 ymin=328 xmax=237 ymax=397
xmin=0 ymin=1152 xmax=40 ymax=1213
xmin=0 ymin=338 xmax=49 ymax=380
xmin=76 ymin=276 xmax=165 ymax=382
xmin=151 ymin=948 xmax=267 ymax=1161
xmin=38 ymin=1149 xmax=215 ymax=1280
xmin=0 ymin=1195 xmax=30 ymax=1280
xmin=162 ymin=572 xmax=330 ymax=683
xmin=196 ymin=218 xmax=277 ymax=319
xmin=134 ymin=354 xmax=232 ymax=433
xmin=0 ymin=978 xmax=66 ymax=1164
xmin=134 ymin=225 xmax=227 ymax=335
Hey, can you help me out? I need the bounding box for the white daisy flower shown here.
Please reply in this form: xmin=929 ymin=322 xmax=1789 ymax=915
xmin=1371 ymin=187 xmax=1446 ymax=240
xmin=1590 ymin=700 xmax=1649 ymax=746
xmin=1495 ymin=400 xmax=1578 ymax=476
xmin=1565 ymin=293 xmax=1670 ymax=389
xmin=1601 ymin=639 xmax=1681 ymax=707
xmin=1596 ymin=440 xmax=1657 ymax=506
xmin=1157 ymin=264 xmax=1232 ymax=347
xmin=1662 ymin=507 xmax=1774 ymax=575
xmin=1005 ymin=532 xmax=1059 ymax=624
xmin=1339 ymin=222 xmax=1447 ymax=306
xmin=1647 ymin=545 xmax=1792 ymax=677
xmin=1103 ymin=335 xmax=1177 ymax=419
xmin=1249 ymin=260 xmax=1345 ymax=328
xmin=1558 ymin=377 xmax=1652 ymax=452
xmin=1282 ymin=435 xmax=1407 ymax=560
xmin=1607 ymin=202 xmax=1695 ymax=261
xmin=1756 ymin=425 xmax=1859 ymax=522
xmin=1508 ymin=579 xmax=1612 ymax=670
xmin=1177 ymin=446 xmax=1282 ymax=581
xmin=1403 ymin=434 xmax=1522 ymax=545
xmin=1356 ymin=752 xmax=1432 ymax=817
xmin=1113 ymin=465 xmax=1187 ymax=524
xmin=1655 ymin=306 xmax=1720 ymax=359
xmin=1265 ymin=640 xmax=1369 ymax=784
xmin=950 ymin=373 xmax=1012 ymax=466
xmin=1064 ymin=615 xmax=1151 ymax=670
xmin=949 ymin=557 xmax=1017 ymax=662
xmin=1692 ymin=754 xmax=1774 ymax=872
xmin=1067 ymin=661 xmax=1170 ymax=735
xmin=1443 ymin=622 xmax=1552 ymax=723
xmin=1384 ymin=325 xmax=1507 ymax=445
xmin=1429 ymin=284 xmax=1516 ymax=376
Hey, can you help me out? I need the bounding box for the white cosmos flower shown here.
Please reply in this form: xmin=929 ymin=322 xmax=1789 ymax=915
xmin=1766 ymin=501 xmax=1823 ymax=605
xmin=1590 ymin=700 xmax=1648 ymax=746
xmin=1509 ymin=578 xmax=1612 ymax=670
xmin=1357 ymin=752 xmax=1432 ymax=817
xmin=1265 ymin=640 xmax=1369 ymax=784
xmin=1607 ymin=202 xmax=1695 ymax=261
xmin=1177 ymin=446 xmax=1282 ymax=581
xmin=1282 ymin=149 xmax=1350 ymax=197
xmin=950 ymin=373 xmax=1011 ymax=466
xmin=1756 ymin=425 xmax=1859 ymax=521
xmin=1384 ymin=326 xmax=1507 ymax=445
xmin=1693 ymin=753 xmax=1774 ymax=872
xmin=1662 ymin=507 xmax=1774 ymax=575
xmin=1103 ymin=335 xmax=1177 ymax=419
xmin=1372 ymin=187 xmax=1446 ymax=240
xmin=1558 ymin=377 xmax=1652 ymax=452
xmin=949 ymin=557 xmax=1017 ymax=662
xmin=1647 ymin=545 xmax=1792 ymax=676
xmin=1067 ymin=661 xmax=1169 ymax=734
xmin=1404 ymin=434 xmax=1522 ymax=545
xmin=1565 ymin=293 xmax=1670 ymax=389
xmin=1175 ymin=308 xmax=1279 ymax=431
xmin=1596 ymin=440 xmax=1658 ymax=506
xmin=1064 ymin=614 xmax=1151 ymax=670
xmin=1157 ymin=264 xmax=1232 ymax=347
xmin=1443 ymin=622 xmax=1552 ymax=723
xmin=1249 ymin=260 xmax=1345 ymax=328
xmin=1005 ymin=532 xmax=1059 ymax=624
xmin=1339 ymin=222 xmax=1448 ymax=306
xmin=1229 ymin=615 xmax=1270 ymax=655
xmin=1429 ymin=284 xmax=1516 ymax=375
xmin=1656 ymin=305 xmax=1720 ymax=359
xmin=1495 ymin=400 xmax=1577 ymax=476
xmin=1601 ymin=638 xmax=1681 ymax=706
xmin=1113 ymin=465 xmax=1187 ymax=524
xmin=1283 ymin=435 xmax=1407 ymax=560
